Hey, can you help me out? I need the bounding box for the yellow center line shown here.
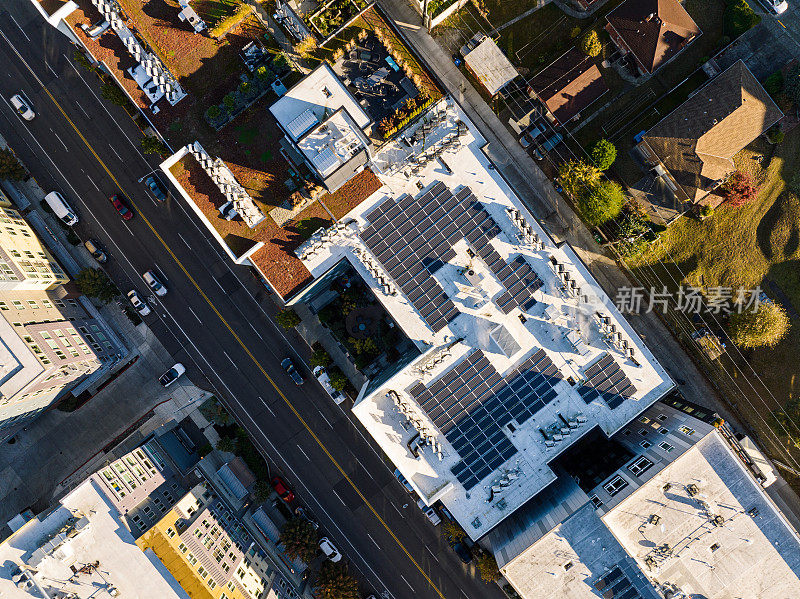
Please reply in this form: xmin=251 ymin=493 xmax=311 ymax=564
xmin=39 ymin=85 xmax=445 ymax=597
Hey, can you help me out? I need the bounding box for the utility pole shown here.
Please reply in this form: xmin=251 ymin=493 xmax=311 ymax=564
xmin=422 ymin=0 xmax=430 ymax=31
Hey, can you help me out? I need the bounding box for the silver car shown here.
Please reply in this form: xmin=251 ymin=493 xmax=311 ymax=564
xmin=10 ymin=94 xmax=35 ymax=120
xmin=143 ymin=270 xmax=167 ymax=296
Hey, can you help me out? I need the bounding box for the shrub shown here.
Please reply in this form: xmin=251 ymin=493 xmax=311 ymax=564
xmin=276 ymin=308 xmax=301 ymax=329
xmin=589 ymin=139 xmax=616 ymax=170
xmin=770 ymin=129 xmax=785 ymax=144
xmin=223 ymin=92 xmax=236 ymax=109
xmin=73 ymin=49 xmax=94 ymax=71
xmin=790 ymin=171 xmax=800 ymax=194
xmin=569 ymin=26 xmax=581 ymax=39
xmin=578 ymin=180 xmax=625 ymax=226
xmin=280 ymin=517 xmax=319 ymax=563
xmin=100 ymin=81 xmax=130 ymax=108
xmin=724 ymin=0 xmax=760 ymax=38
xmin=209 ymin=2 xmax=253 ymax=38
xmin=216 ymin=436 xmax=237 ymax=453
xmin=764 ymin=71 xmax=784 ymax=97
xmin=700 ymin=204 xmax=714 ymax=218
xmin=328 ymin=367 xmax=348 ymax=391
xmin=474 ymin=549 xmax=500 ymax=582
xmin=295 ymin=35 xmax=317 ymax=58
xmin=141 ymin=135 xmax=168 ymax=156
xmin=239 ymin=80 xmax=252 ymax=95
xmin=206 ymin=105 xmax=221 ymax=120
xmin=558 ymin=160 xmax=602 ymax=198
xmin=728 ymin=302 xmax=790 ymax=348
xmin=720 ymin=170 xmax=757 ymax=206
xmin=580 ymin=30 xmax=602 ymax=57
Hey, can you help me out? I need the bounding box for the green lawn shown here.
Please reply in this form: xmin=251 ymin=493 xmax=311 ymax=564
xmin=628 ymin=131 xmax=800 ymax=467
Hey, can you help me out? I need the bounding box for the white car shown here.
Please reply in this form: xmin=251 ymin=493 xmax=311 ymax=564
xmin=313 ymin=366 xmax=345 ymax=404
xmin=10 ymin=93 xmax=35 ymax=120
xmin=319 ymin=537 xmax=342 ymax=562
xmin=127 ymin=290 xmax=151 ymax=316
xmin=416 ymin=499 xmax=442 ymax=526
xmin=159 ymin=363 xmax=186 ymax=387
xmin=143 ymin=270 xmax=167 ymax=296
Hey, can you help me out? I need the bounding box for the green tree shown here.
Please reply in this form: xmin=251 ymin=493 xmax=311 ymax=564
xmin=216 ymin=436 xmax=237 ymax=453
xmin=75 ymin=268 xmax=119 ymax=303
xmin=100 ymin=82 xmax=130 ymax=108
xmin=328 ymin=368 xmax=348 ymax=392
xmin=141 ymin=135 xmax=168 ymax=156
xmin=239 ymin=80 xmax=252 ymax=95
xmin=558 ymin=160 xmax=602 ymax=199
xmin=784 ymin=64 xmax=800 ymax=105
xmin=280 ymin=517 xmax=319 ymax=564
xmin=206 ymin=105 xmax=221 ymax=120
xmin=764 ymin=71 xmax=784 ymax=97
xmin=442 ymin=519 xmax=466 ymax=543
xmin=728 ymin=302 xmax=790 ymax=349
xmin=314 ymin=561 xmax=360 ymax=599
xmin=589 ymin=139 xmax=617 ymax=170
xmin=578 ymin=180 xmax=625 ymax=226
xmin=0 ymin=148 xmax=27 ymax=181
xmin=73 ymin=49 xmax=94 ymax=71
xmin=276 ymin=308 xmax=301 ymax=329
xmin=223 ymin=92 xmax=236 ymax=109
xmin=580 ymin=30 xmax=602 ymax=57
xmin=474 ymin=549 xmax=500 ymax=582
xmin=253 ymin=479 xmax=272 ymax=503
xmin=310 ymin=348 xmax=333 ymax=368
xmin=724 ymin=0 xmax=760 ymax=38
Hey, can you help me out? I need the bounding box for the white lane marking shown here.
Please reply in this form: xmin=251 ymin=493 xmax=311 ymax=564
xmin=213 ymin=276 xmax=225 ymax=292
xmin=356 ymin=456 xmax=374 ymax=480
xmin=460 ymin=589 xmax=469 ymax=599
xmin=249 ymin=321 xmax=264 ymax=341
xmin=75 ymin=100 xmax=90 ymax=119
xmin=177 ymin=232 xmax=192 ymax=249
xmin=297 ymin=444 xmax=310 ymax=461
xmin=331 ymin=488 xmax=347 ymax=508
xmin=8 ymin=15 xmax=30 ymax=41
xmin=86 ymin=176 xmax=100 ymax=191
xmin=400 ymin=575 xmax=414 ymax=592
xmin=259 ymin=396 xmax=276 ymax=417
xmin=47 ymin=61 xmax=59 ymax=78
xmin=367 ymin=533 xmax=381 ymax=549
xmin=425 ymin=545 xmax=437 ymax=561
xmin=187 ymin=305 xmax=202 ymax=324
xmin=109 ymin=145 xmax=122 ymax=161
xmin=317 ymin=408 xmax=333 ymax=429
xmin=50 ymin=128 xmax=68 ymax=151
xmin=120 ymin=217 xmax=134 ymax=236
xmin=391 ymin=503 xmax=405 ymax=519
xmin=222 ymin=350 xmax=238 ymax=369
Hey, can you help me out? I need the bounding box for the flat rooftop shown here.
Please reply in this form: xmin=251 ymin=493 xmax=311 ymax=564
xmin=295 ymin=99 xmax=672 ymax=538
xmin=604 ymin=431 xmax=800 ymax=598
xmin=0 ymin=479 xmax=190 ymax=599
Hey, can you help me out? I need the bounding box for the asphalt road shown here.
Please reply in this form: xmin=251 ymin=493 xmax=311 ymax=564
xmin=0 ymin=3 xmax=506 ymax=599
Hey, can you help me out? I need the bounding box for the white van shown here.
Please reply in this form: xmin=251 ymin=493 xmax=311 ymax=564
xmin=313 ymin=366 xmax=345 ymax=404
xmin=44 ymin=191 xmax=78 ymax=226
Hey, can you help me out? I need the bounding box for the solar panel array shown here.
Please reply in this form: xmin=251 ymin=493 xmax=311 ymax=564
xmin=408 ymin=348 xmax=563 ymax=490
xmin=359 ymin=182 xmax=501 ymax=332
xmin=477 ymin=248 xmax=544 ymax=315
xmin=593 ymin=563 xmax=658 ymax=599
xmin=578 ymin=353 xmax=636 ymax=409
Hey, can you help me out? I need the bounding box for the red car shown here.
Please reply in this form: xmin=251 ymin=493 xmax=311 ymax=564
xmin=110 ymin=194 xmax=133 ymax=220
xmin=271 ymin=476 xmax=295 ymax=503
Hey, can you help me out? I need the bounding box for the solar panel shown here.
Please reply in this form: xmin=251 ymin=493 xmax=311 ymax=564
xmin=578 ymin=353 xmax=635 ymax=409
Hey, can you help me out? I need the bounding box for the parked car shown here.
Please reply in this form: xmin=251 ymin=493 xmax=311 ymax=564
xmin=452 ymin=542 xmax=473 ymax=564
xmin=144 ymin=175 xmax=168 ymax=202
xmin=540 ymin=132 xmax=564 ymax=152
xmin=44 ymin=191 xmax=78 ymax=226
xmin=319 ymin=537 xmax=342 ymax=562
xmin=159 ymin=363 xmax=185 ymax=387
xmin=281 ymin=358 xmax=303 ymax=385
xmin=127 ymin=290 xmax=151 ymax=316
xmin=313 ymin=366 xmax=344 ymax=404
xmin=393 ymin=468 xmax=415 ymax=494
xmin=110 ymin=194 xmax=133 ymax=220
xmin=84 ymin=239 xmax=107 ymax=263
xmin=416 ymin=499 xmax=441 ymax=526
xmin=271 ymin=476 xmax=295 ymax=503
xmin=143 ymin=270 xmax=167 ymax=296
xmin=10 ymin=93 xmax=34 ymax=120
xmin=519 ymin=123 xmax=545 ymax=149
xmin=294 ymin=506 xmax=319 ymax=530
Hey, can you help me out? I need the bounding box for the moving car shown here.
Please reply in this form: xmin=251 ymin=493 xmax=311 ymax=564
xmin=319 ymin=537 xmax=342 ymax=562
xmin=270 ymin=476 xmax=295 ymax=503
xmin=393 ymin=468 xmax=415 ymax=494
xmin=416 ymin=499 xmax=442 ymax=526
xmin=44 ymin=191 xmax=78 ymax=226
xmin=144 ymin=175 xmax=168 ymax=202
xmin=84 ymin=239 xmax=107 ymax=263
xmin=143 ymin=270 xmax=167 ymax=296
xmin=159 ymin=363 xmax=186 ymax=387
xmin=281 ymin=358 xmax=303 ymax=385
xmin=10 ymin=93 xmax=34 ymax=120
xmin=109 ymin=194 xmax=133 ymax=220
xmin=127 ymin=290 xmax=151 ymax=316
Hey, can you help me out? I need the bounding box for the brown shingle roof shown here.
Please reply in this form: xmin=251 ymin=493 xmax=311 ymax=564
xmin=528 ymin=48 xmax=609 ymax=125
xmin=642 ymin=61 xmax=783 ymax=202
xmin=606 ymin=0 xmax=700 ymax=74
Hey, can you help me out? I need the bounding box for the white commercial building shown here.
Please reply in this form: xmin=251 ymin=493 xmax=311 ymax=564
xmin=292 ymin=98 xmax=673 ymax=539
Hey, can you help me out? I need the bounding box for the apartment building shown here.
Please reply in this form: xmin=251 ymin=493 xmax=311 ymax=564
xmin=0 ymin=189 xmax=111 ymax=442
